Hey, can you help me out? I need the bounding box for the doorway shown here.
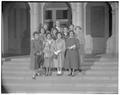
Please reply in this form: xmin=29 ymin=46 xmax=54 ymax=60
xmin=86 ymin=2 xmax=110 ymax=54
xmin=44 ymin=2 xmax=72 ymax=30
xmin=2 ymin=2 xmax=30 ymax=57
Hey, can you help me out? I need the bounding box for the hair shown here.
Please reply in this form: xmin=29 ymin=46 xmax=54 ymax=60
xmin=64 ymin=26 xmax=68 ymax=29
xmin=33 ymin=31 xmax=39 ymax=37
xmin=56 ymin=32 xmax=62 ymax=37
xmin=69 ymin=30 xmax=75 ymax=35
xmin=51 ymin=28 xmax=58 ymax=35
xmin=39 ymin=27 xmax=45 ymax=34
xmin=75 ymin=26 xmax=82 ymax=30
xmin=46 ymin=32 xmax=51 ymax=37
xmin=69 ymin=24 xmax=74 ymax=27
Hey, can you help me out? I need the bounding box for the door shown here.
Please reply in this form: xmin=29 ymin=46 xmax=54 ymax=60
xmin=86 ymin=3 xmax=109 ymax=54
xmin=2 ymin=2 xmax=30 ymax=57
xmin=44 ymin=3 xmax=72 ymax=30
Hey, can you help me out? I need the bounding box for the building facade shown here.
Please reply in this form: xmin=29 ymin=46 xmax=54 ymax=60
xmin=2 ymin=1 xmax=119 ymax=57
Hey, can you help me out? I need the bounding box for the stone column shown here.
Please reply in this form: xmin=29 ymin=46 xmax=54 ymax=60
xmin=29 ymin=3 xmax=41 ymax=39
xmin=2 ymin=9 xmax=9 ymax=56
xmin=106 ymin=2 xmax=118 ymax=56
xmin=71 ymin=3 xmax=83 ymax=27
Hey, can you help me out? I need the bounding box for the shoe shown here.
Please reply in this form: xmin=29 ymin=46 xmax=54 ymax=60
xmin=71 ymin=73 xmax=75 ymax=77
xmin=57 ymin=73 xmax=62 ymax=76
xmin=78 ymin=69 xmax=82 ymax=72
xmin=68 ymin=73 xmax=72 ymax=76
xmin=32 ymin=75 xmax=36 ymax=79
xmin=71 ymin=75 xmax=75 ymax=77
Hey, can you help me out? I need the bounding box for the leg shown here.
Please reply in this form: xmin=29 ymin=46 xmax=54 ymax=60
xmin=72 ymin=69 xmax=75 ymax=76
xmin=68 ymin=68 xmax=72 ymax=76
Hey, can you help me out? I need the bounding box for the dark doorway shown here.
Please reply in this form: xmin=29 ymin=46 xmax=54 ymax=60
xmin=2 ymin=2 xmax=30 ymax=57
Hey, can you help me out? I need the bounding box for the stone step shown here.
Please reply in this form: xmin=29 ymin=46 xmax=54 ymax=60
xmin=2 ymin=65 xmax=118 ymax=71
xmin=2 ymin=74 xmax=117 ymax=81
xmin=3 ymin=82 xmax=117 ymax=93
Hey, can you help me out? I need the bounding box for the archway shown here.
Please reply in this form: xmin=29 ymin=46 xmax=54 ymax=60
xmin=86 ymin=2 xmax=111 ymax=54
xmin=43 ymin=2 xmax=72 ymax=30
xmin=2 ymin=2 xmax=30 ymax=57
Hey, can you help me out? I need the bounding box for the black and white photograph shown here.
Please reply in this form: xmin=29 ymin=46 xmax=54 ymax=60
xmin=1 ymin=1 xmax=118 ymax=94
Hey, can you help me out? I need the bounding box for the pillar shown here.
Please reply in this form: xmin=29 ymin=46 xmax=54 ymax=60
xmin=71 ymin=3 xmax=83 ymax=27
xmin=106 ymin=2 xmax=118 ymax=56
xmin=29 ymin=3 xmax=41 ymax=39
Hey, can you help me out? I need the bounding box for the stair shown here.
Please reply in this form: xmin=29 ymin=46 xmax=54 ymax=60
xmin=1 ymin=54 xmax=118 ymax=93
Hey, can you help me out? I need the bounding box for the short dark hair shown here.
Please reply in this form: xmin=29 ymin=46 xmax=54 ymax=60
xmin=75 ymin=26 xmax=82 ymax=30
xmin=33 ymin=31 xmax=39 ymax=37
xmin=46 ymin=33 xmax=51 ymax=37
xmin=56 ymin=32 xmax=62 ymax=36
xmin=69 ymin=30 xmax=75 ymax=35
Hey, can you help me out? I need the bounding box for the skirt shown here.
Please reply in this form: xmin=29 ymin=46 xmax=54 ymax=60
xmin=44 ymin=57 xmax=53 ymax=68
xmin=30 ymin=53 xmax=44 ymax=70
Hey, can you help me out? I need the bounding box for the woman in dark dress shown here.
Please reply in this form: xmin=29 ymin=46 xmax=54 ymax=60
xmin=65 ymin=30 xmax=80 ymax=76
xmin=30 ymin=32 xmax=44 ymax=79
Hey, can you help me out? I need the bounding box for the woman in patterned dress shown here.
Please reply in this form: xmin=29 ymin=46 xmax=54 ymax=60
xmin=43 ymin=33 xmax=54 ymax=76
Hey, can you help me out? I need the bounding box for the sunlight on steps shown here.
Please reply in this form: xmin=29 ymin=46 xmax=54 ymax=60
xmin=1 ymin=54 xmax=118 ymax=93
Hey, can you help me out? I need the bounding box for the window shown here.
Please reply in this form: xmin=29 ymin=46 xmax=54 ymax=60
xmin=56 ymin=10 xmax=68 ymax=19
xmin=45 ymin=10 xmax=52 ymax=20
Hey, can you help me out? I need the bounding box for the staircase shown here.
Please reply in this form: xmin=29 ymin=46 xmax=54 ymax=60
xmin=1 ymin=54 xmax=118 ymax=93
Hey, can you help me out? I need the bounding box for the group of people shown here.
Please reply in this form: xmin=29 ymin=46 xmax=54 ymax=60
xmin=30 ymin=21 xmax=85 ymax=79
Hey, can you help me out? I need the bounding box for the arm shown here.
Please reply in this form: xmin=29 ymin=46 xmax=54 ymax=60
xmin=75 ymin=38 xmax=80 ymax=49
xmin=31 ymin=40 xmax=37 ymax=55
xmin=62 ymin=40 xmax=66 ymax=52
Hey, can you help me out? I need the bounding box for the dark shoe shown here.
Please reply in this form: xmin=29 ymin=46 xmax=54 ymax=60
xmin=78 ymin=69 xmax=82 ymax=72
xmin=71 ymin=74 xmax=75 ymax=77
xmin=57 ymin=73 xmax=62 ymax=76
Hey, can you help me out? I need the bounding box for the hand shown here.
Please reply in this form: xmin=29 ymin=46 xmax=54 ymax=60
xmin=36 ymin=52 xmax=40 ymax=55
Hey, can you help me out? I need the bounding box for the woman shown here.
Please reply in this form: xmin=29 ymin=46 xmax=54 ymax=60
xmin=65 ymin=30 xmax=80 ymax=76
xmin=30 ymin=32 xmax=44 ymax=79
xmin=75 ymin=26 xmax=85 ymax=71
xmin=54 ymin=32 xmax=65 ymax=75
xmin=43 ymin=33 xmax=54 ymax=76
xmin=54 ymin=21 xmax=61 ymax=32
xmin=69 ymin=24 xmax=75 ymax=31
xmin=63 ymin=27 xmax=69 ymax=40
xmin=39 ymin=27 xmax=46 ymax=42
xmin=51 ymin=28 xmax=58 ymax=40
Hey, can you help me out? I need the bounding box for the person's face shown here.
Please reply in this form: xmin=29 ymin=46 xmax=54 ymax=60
xmin=56 ymin=21 xmax=60 ymax=27
xmin=35 ymin=34 xmax=39 ymax=39
xmin=70 ymin=32 xmax=74 ymax=37
xmin=41 ymin=28 xmax=45 ymax=34
xmin=76 ymin=27 xmax=80 ymax=32
xmin=69 ymin=25 xmax=74 ymax=30
xmin=53 ymin=30 xmax=57 ymax=35
xmin=57 ymin=33 xmax=61 ymax=39
xmin=44 ymin=24 xmax=48 ymax=30
xmin=47 ymin=34 xmax=51 ymax=39
xmin=64 ymin=28 xmax=68 ymax=33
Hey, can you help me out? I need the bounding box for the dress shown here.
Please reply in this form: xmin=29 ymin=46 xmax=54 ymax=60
xmin=54 ymin=39 xmax=65 ymax=68
xmin=30 ymin=39 xmax=44 ymax=70
xmin=65 ymin=37 xmax=80 ymax=69
xmin=75 ymin=31 xmax=85 ymax=67
xmin=43 ymin=39 xmax=54 ymax=68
